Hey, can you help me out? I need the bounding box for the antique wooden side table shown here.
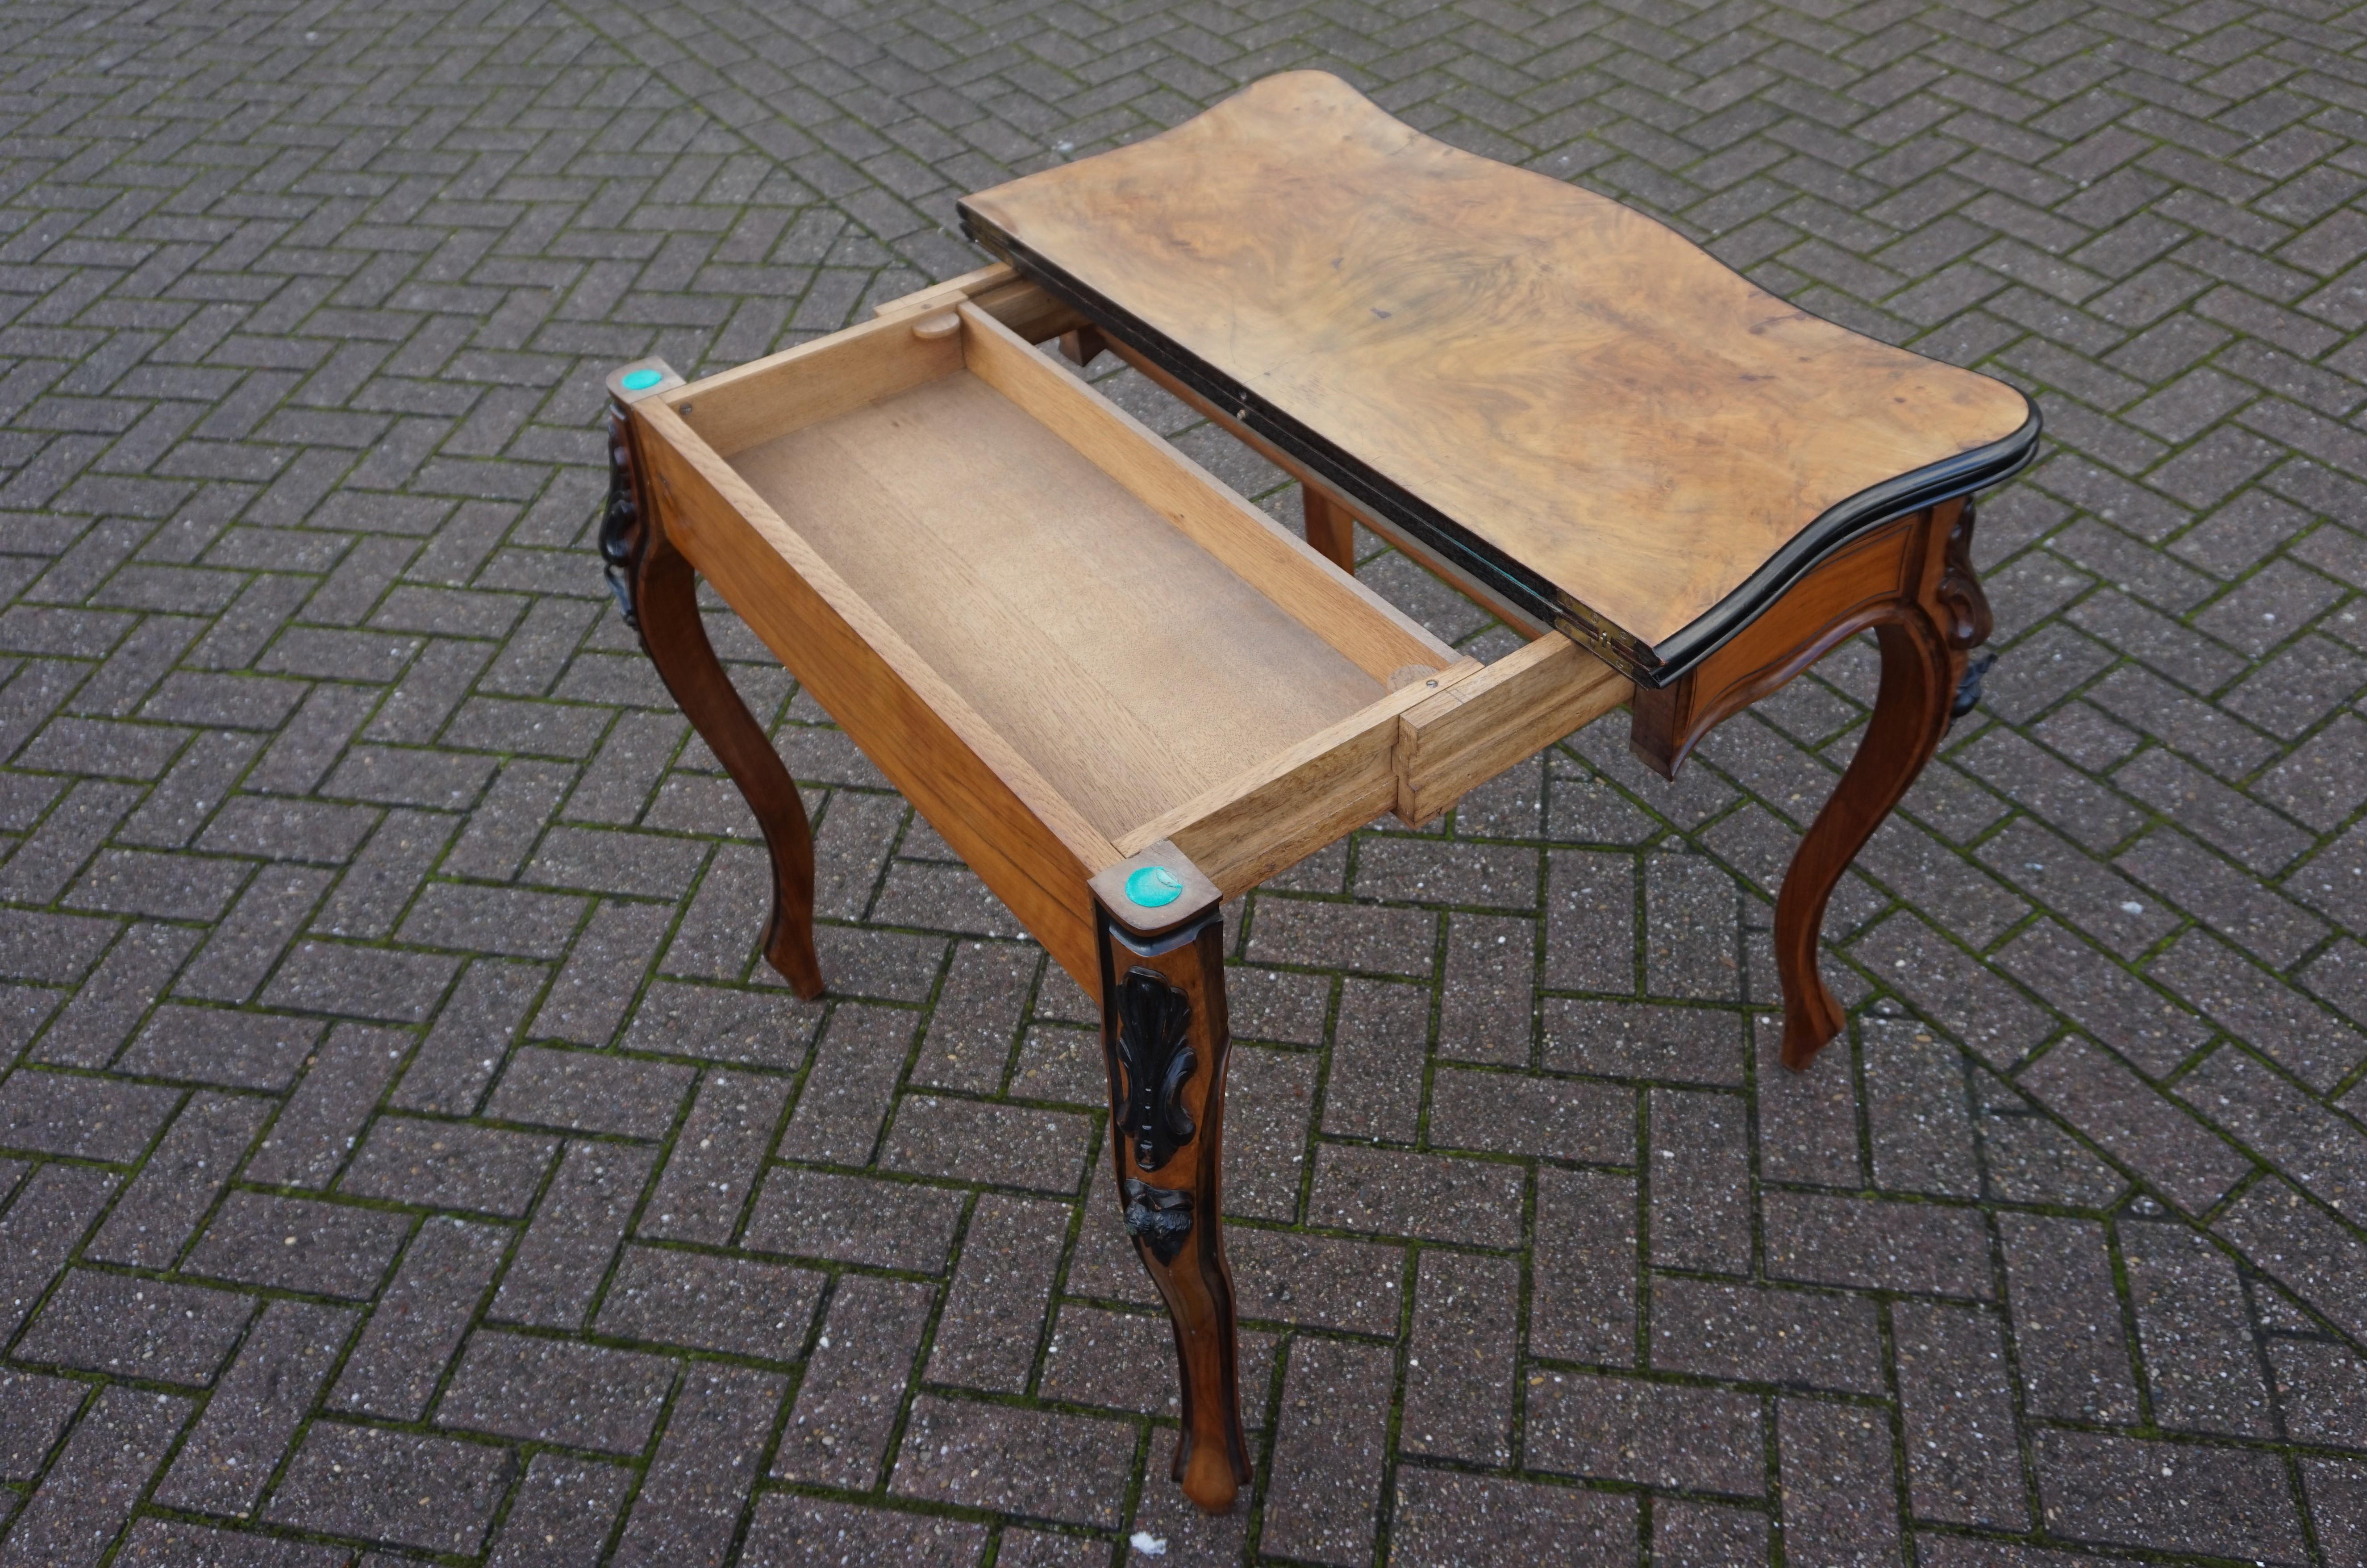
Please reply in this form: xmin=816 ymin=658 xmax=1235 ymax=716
xmin=595 ymin=72 xmax=2038 ymax=1514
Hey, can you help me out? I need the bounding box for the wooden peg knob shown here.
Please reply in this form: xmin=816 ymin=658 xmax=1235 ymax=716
xmin=912 ymin=311 xmax=960 ymax=341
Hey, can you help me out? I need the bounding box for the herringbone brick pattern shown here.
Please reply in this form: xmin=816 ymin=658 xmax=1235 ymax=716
xmin=2 ymin=0 xmax=2365 ymax=1562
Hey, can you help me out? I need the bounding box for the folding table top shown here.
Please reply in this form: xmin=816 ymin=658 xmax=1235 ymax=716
xmin=958 ymin=72 xmax=2038 ymax=686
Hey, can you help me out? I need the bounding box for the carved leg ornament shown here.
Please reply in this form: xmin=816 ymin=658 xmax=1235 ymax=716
xmin=601 ymin=394 xmax=826 ymax=999
xmin=1092 ymin=850 xmax=1249 ymax=1514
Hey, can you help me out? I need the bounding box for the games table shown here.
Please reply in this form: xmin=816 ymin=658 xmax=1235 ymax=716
xmin=595 ymin=72 xmax=2038 ymax=1513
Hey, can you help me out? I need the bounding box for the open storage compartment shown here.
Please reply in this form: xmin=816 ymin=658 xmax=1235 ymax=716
xmin=619 ymin=289 xmax=1531 ymax=988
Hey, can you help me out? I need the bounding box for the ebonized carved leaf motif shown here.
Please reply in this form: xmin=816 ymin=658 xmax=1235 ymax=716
xmin=1122 ymin=1178 xmax=1193 ymax=1264
xmin=1937 ymin=499 xmax=1998 ymax=722
xmin=1113 ymin=967 xmax=1196 ymax=1172
xmin=598 ymin=402 xmax=643 ymax=629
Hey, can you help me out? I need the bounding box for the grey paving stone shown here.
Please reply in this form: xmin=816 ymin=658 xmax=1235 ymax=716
xmin=1532 ymin=1166 xmax=1638 ymax=1366
xmin=14 ymin=1269 xmax=254 ymax=1385
xmin=22 ymin=922 xmax=190 ymax=1068
xmin=1998 ymin=1212 xmax=2141 ymax=1424
xmin=2266 ymin=1334 xmax=2367 ymax=1451
xmin=114 ymin=1520 xmax=350 ymax=1567
xmin=242 ymin=1023 xmax=408 ymax=1189
xmin=340 ymin=1114 xmax=558 ymax=1218
xmin=0 ymin=1165 xmax=118 ymax=1343
xmin=1778 ymin=1398 xmax=1904 ymax=1568
xmin=1654 ymin=1501 xmax=1771 ymax=1568
xmin=482 ymin=1454 xmax=633 ymax=1568
xmin=1429 ymin=1064 xmax=1629 ymax=1164
xmin=610 ymin=1363 xmax=784 ymax=1568
xmin=641 ymin=1067 xmax=792 ymax=1245
xmin=1527 ymin=1374 xmax=1763 ymax=1496
xmin=926 ymin=1193 xmax=1069 ymax=1392
xmin=1651 ymin=1278 xmax=1884 ymax=1395
xmin=1392 ymin=1470 xmax=1635 ymax=1568
xmin=1542 ymin=998 xmax=1744 ymax=1084
xmin=0 ymin=1371 xmax=85 ymax=1481
xmin=2122 ymin=1218 xmax=2276 ymax=1438
xmin=267 ymin=1422 xmax=513 ymax=1557
xmin=1310 ymin=1143 xmax=1524 ymax=1245
xmin=596 ymin=1244 xmax=822 ymax=1359
xmin=1401 ymin=1249 xmax=1518 ymax=1464
xmin=742 ymin=1166 xmax=963 ymax=1273
xmin=2151 ymin=929 xmax=2367 ymax=1093
xmin=1437 ymin=910 xmax=1537 ymax=1063
xmin=2017 ymin=1036 xmax=2253 ymax=1214
xmin=1038 ymin=1304 xmax=1278 ymax=1428
xmin=1261 ymin=1336 xmax=1396 ymax=1563
xmin=153 ymin=1298 xmax=356 ymax=1515
xmin=0 ymin=1387 xmax=190 ymax=1568
xmin=390 ymin=956 xmax=543 ymax=1116
xmin=1993 ymin=918 xmax=2213 ymax=1079
xmin=622 ymin=978 xmax=821 ymax=1069
xmin=1763 ymin=1191 xmax=1994 ymax=1300
xmin=117 ymin=1005 xmax=323 ymax=1092
xmin=2213 ymin=1176 xmax=2367 ymax=1342
xmin=184 ymin=1192 xmax=408 ymax=1300
xmin=260 ymin=940 xmax=459 ymax=1024
xmin=488 ymin=1139 xmax=656 ymax=1328
xmin=889 ymin=1395 xmax=1134 ymax=1528
xmin=1893 ymin=1301 xmax=2028 ymax=1528
xmin=1321 ymin=975 xmax=1429 ymax=1138
xmin=908 ymin=939 xmax=1033 ymax=1089
xmin=329 ymin=1215 xmax=509 ymax=1422
xmin=880 ymin=1093 xmax=1092 ymax=1193
xmin=435 ymin=1330 xmax=675 ymax=1455
xmin=1650 ymin=1087 xmax=1753 ymax=1273
xmin=738 ymin=1495 xmax=986 ymax=1568
xmin=1850 ymin=913 xmax=2054 ymax=1070
xmin=528 ymin=897 xmax=672 ymax=1045
xmin=773 ymin=1273 xmax=934 ymax=1489
xmin=2034 ymin=1430 xmax=2305 ymax=1564
xmin=0 ymin=1068 xmax=179 ymax=1160
xmin=483 ymin=1042 xmax=695 ymax=1139
xmin=174 ymin=866 xmax=335 ymax=1003
xmin=2303 ymin=1459 xmax=2367 ymax=1568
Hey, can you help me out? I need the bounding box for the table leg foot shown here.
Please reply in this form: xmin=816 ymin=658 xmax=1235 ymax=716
xmin=1097 ymin=899 xmax=1250 ymax=1514
xmin=1302 ymin=487 xmax=1358 ymax=574
xmin=603 ymin=402 xmax=825 ymax=999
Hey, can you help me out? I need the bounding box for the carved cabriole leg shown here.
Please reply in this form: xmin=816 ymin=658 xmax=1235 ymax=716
xmin=1301 ymin=486 xmax=1358 ymax=574
xmin=1770 ymin=610 xmax=1954 ymax=1065
xmin=1627 ymin=499 xmax=1994 ymax=1070
xmin=1089 ymin=847 xmax=1249 ymax=1514
xmin=601 ymin=394 xmax=826 ymax=1000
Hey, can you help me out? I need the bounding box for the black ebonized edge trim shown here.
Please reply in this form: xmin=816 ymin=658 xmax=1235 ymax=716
xmin=961 ymin=202 xmax=2043 ymax=689
xmin=1645 ymin=406 xmax=2041 ymax=678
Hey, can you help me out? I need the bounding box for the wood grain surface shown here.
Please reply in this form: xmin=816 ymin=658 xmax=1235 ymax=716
xmin=633 ymin=393 xmax=1118 ymax=989
xmin=961 ymin=70 xmax=2035 ymax=676
xmin=726 ymin=369 xmax=1389 ymax=842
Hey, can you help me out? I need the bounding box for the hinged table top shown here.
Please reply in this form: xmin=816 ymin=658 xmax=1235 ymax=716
xmin=959 ymin=72 xmax=2038 ymax=685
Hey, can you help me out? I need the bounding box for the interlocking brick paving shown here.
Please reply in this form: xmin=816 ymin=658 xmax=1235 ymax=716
xmin=1 ymin=0 xmax=2365 ymax=1561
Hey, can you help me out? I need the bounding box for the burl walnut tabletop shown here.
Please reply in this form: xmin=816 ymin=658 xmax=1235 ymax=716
xmin=960 ymin=69 xmax=2038 ymax=687
xmin=960 ymin=71 xmax=2041 ymax=1074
